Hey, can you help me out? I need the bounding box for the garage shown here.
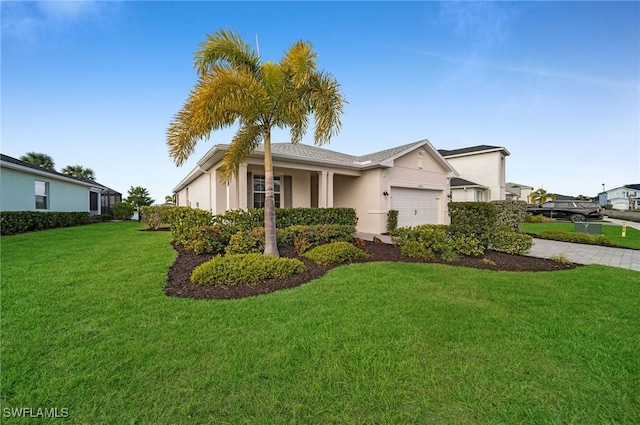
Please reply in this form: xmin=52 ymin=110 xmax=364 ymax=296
xmin=390 ymin=187 xmax=441 ymax=228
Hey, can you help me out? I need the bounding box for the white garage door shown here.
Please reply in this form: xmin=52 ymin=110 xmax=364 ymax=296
xmin=391 ymin=187 xmax=440 ymax=228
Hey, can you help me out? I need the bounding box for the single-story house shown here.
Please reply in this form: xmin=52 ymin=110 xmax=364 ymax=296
xmin=438 ymin=145 xmax=510 ymax=202
xmin=173 ymin=140 xmax=458 ymax=234
xmin=0 ymin=154 xmax=121 ymax=216
xmin=598 ymin=184 xmax=640 ymax=210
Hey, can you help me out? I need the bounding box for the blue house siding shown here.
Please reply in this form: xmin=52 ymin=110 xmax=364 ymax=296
xmin=0 ymin=167 xmax=90 ymax=212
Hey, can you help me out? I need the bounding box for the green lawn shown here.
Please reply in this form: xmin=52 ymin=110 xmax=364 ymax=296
xmin=2 ymin=222 xmax=639 ymax=424
xmin=521 ymin=222 xmax=640 ymax=249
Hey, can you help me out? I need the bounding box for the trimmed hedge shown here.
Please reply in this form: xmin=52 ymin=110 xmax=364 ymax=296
xmin=212 ymin=207 xmax=358 ymax=232
xmin=448 ymin=202 xmax=498 ymax=249
xmin=536 ymin=229 xmax=611 ymax=246
xmin=0 ymin=211 xmax=90 ymax=235
xmin=492 ymin=200 xmax=528 ymax=231
xmin=302 ymin=241 xmax=370 ymax=265
xmin=164 ymin=207 xmax=214 ymax=246
xmin=190 ymin=254 xmax=307 ymax=286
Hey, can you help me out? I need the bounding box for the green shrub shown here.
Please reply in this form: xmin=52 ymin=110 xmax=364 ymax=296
xmin=226 ymin=228 xmax=266 ymax=255
xmin=113 ymin=201 xmax=135 ymax=220
xmin=450 ymin=234 xmax=485 ymax=257
xmin=0 ymin=211 xmax=90 ymax=235
xmin=525 ymin=214 xmax=556 ymax=223
xmin=537 ymin=229 xmax=611 ymax=246
xmin=399 ymin=241 xmax=436 ymax=259
xmin=491 ymin=226 xmax=533 ymax=255
xmin=139 ymin=205 xmax=171 ymax=230
xmin=392 ymin=224 xmax=449 ymax=251
xmin=393 ymin=224 xmax=484 ymax=256
xmin=492 ymin=200 xmax=528 ymax=231
xmin=276 ymin=207 xmax=358 ymax=228
xmin=191 ymin=254 xmax=306 ymax=286
xmin=448 ymin=202 xmax=498 ymax=248
xmin=212 ymin=209 xmax=264 ymax=234
xmin=387 ymin=210 xmax=398 ymax=233
xmin=184 ymin=225 xmax=230 ymax=254
xmin=211 ymin=207 xmax=358 ymax=233
xmin=164 ymin=207 xmax=213 ymax=245
xmin=277 ymin=224 xmax=355 ymax=251
xmin=302 ymin=241 xmax=370 ymax=265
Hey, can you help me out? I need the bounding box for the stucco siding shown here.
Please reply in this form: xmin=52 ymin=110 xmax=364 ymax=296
xmin=1 ymin=167 xmax=89 ymax=212
xmin=445 ymin=151 xmax=506 ymax=201
xmin=334 ymin=171 xmax=385 ymax=233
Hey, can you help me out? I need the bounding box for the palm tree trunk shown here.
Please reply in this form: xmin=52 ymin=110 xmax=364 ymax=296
xmin=262 ymin=131 xmax=279 ymax=256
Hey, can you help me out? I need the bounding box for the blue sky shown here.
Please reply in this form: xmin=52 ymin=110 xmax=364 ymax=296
xmin=2 ymin=1 xmax=639 ymax=202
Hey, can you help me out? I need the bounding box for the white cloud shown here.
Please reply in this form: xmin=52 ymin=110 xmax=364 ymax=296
xmin=1 ymin=1 xmax=119 ymax=44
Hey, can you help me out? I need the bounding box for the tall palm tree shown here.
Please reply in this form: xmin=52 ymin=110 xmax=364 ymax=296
xmin=530 ymin=187 xmax=556 ymax=204
xmin=20 ymin=152 xmax=55 ymax=170
xmin=167 ymin=29 xmax=344 ymax=256
xmin=62 ymin=165 xmax=95 ymax=180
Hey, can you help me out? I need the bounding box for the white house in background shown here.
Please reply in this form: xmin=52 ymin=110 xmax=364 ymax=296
xmin=438 ymin=145 xmax=510 ymax=202
xmin=598 ymin=184 xmax=640 ymax=210
xmin=173 ymin=140 xmax=458 ymax=233
xmin=0 ymin=154 xmax=121 ymax=215
xmin=505 ymin=182 xmax=534 ymax=202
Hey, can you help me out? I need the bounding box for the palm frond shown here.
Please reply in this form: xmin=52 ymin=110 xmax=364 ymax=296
xmin=167 ymin=67 xmax=269 ymax=166
xmin=218 ymin=124 xmax=262 ymax=182
xmin=310 ymin=72 xmax=344 ymax=145
xmin=282 ymin=40 xmax=318 ymax=89
xmin=195 ymin=29 xmax=261 ymax=78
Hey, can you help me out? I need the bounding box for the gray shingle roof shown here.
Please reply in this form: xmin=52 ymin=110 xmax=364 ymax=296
xmin=450 ymin=177 xmax=484 ymax=187
xmin=438 ymin=145 xmax=507 ymax=157
xmin=254 ymin=143 xmax=358 ymax=165
xmin=0 ymin=153 xmax=118 ymax=192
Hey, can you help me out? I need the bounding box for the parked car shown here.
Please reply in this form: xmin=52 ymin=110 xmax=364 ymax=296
xmin=527 ymin=201 xmax=602 ymax=222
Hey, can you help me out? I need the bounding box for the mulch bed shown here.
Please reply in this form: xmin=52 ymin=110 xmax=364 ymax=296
xmin=165 ymin=241 xmax=581 ymax=300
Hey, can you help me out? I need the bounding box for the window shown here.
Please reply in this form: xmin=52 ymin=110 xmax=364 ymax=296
xmin=253 ymin=175 xmax=280 ymax=208
xmin=35 ymin=181 xmax=49 ymax=209
xmin=475 ymin=190 xmax=484 ymax=202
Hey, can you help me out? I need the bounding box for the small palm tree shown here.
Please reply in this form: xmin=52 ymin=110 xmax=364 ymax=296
xmin=167 ymin=29 xmax=345 ymax=256
xmin=62 ymin=165 xmax=95 ymax=180
xmin=20 ymin=152 xmax=55 ymax=169
xmin=530 ymin=188 xmax=556 ymax=204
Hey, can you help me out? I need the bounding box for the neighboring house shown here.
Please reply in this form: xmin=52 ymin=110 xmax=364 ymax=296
xmin=438 ymin=145 xmax=510 ymax=202
xmin=173 ymin=140 xmax=458 ymax=233
xmin=0 ymin=154 xmax=121 ymax=216
xmin=505 ymin=182 xmax=533 ymax=202
xmin=449 ymin=177 xmax=489 ymax=202
xmin=598 ymin=184 xmax=640 ymax=210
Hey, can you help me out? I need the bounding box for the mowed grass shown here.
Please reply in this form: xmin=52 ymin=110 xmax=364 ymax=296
xmin=1 ymin=222 xmax=639 ymax=424
xmin=521 ymin=222 xmax=640 ymax=249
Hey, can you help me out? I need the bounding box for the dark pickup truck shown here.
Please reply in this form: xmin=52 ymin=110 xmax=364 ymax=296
xmin=527 ymin=201 xmax=602 ymax=222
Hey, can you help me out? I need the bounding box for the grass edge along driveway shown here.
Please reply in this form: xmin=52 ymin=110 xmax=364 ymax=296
xmin=1 ymin=222 xmax=639 ymax=424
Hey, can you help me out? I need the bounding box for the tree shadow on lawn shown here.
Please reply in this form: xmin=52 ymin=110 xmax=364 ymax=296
xmin=164 ymin=241 xmax=581 ymax=300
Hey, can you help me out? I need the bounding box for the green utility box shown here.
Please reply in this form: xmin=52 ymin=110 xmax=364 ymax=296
xmin=575 ymin=222 xmax=602 ymax=235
